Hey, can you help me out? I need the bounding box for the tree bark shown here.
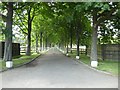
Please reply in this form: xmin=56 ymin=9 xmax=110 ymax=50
xmin=70 ymin=27 xmax=73 ymax=54
xmin=3 ymin=2 xmax=13 ymax=61
xmin=85 ymin=45 xmax=88 ymax=55
xmin=26 ymin=8 xmax=32 ymax=56
xmin=43 ymin=38 xmax=44 ymax=51
xmin=90 ymin=13 xmax=98 ymax=62
xmin=36 ymin=33 xmax=39 ymax=53
xmin=66 ymin=43 xmax=69 ymax=53
xmin=66 ymin=34 xmax=69 ymax=54
xmin=76 ymin=27 xmax=80 ymax=57
xmin=45 ymin=37 xmax=47 ymax=50
xmin=40 ymin=32 xmax=42 ymax=51
xmin=59 ymin=43 xmax=61 ymax=48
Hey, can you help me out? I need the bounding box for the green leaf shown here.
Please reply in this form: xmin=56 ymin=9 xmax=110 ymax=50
xmin=102 ymin=4 xmax=110 ymax=11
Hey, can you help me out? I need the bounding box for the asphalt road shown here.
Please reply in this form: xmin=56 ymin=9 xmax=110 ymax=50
xmin=1 ymin=48 xmax=118 ymax=88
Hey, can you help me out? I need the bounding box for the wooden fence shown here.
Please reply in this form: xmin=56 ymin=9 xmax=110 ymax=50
xmin=0 ymin=42 xmax=20 ymax=58
xmin=71 ymin=48 xmax=86 ymax=54
xmin=87 ymin=44 xmax=120 ymax=61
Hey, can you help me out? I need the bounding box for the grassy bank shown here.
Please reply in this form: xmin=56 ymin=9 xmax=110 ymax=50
xmin=0 ymin=54 xmax=39 ymax=70
xmin=68 ymin=51 xmax=118 ymax=75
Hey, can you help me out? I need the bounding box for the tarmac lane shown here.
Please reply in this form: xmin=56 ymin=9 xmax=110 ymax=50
xmin=1 ymin=47 xmax=118 ymax=88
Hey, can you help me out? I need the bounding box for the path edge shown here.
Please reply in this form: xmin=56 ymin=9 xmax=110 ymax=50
xmin=0 ymin=54 xmax=41 ymax=73
xmin=58 ymin=48 xmax=118 ymax=77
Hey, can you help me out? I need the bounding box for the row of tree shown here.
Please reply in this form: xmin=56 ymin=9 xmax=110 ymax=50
xmin=0 ymin=2 xmax=120 ymax=67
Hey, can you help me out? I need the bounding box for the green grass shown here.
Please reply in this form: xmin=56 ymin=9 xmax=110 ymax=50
xmin=0 ymin=54 xmax=39 ymax=70
xmin=97 ymin=60 xmax=118 ymax=75
xmin=68 ymin=51 xmax=118 ymax=76
xmin=0 ymin=60 xmax=6 ymax=70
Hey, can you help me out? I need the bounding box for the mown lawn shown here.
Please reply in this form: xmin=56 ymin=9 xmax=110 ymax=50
xmin=97 ymin=60 xmax=118 ymax=75
xmin=68 ymin=51 xmax=118 ymax=75
xmin=0 ymin=54 xmax=39 ymax=70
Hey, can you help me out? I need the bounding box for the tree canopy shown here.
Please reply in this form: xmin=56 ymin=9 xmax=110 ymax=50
xmin=0 ymin=2 xmax=119 ymax=67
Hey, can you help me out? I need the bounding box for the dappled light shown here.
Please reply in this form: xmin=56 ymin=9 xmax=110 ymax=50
xmin=0 ymin=2 xmax=119 ymax=89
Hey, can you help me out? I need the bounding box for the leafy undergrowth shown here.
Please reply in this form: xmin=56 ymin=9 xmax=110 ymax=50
xmin=68 ymin=51 xmax=118 ymax=76
xmin=0 ymin=54 xmax=39 ymax=70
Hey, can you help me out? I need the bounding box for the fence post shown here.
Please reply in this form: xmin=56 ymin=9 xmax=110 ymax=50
xmin=85 ymin=45 xmax=88 ymax=55
xmin=102 ymin=44 xmax=105 ymax=61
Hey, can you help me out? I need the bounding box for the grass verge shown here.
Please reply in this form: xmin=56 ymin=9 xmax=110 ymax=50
xmin=68 ymin=51 xmax=118 ymax=76
xmin=0 ymin=54 xmax=39 ymax=71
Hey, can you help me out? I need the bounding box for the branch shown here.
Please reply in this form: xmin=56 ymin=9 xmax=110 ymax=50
xmin=30 ymin=7 xmax=35 ymax=22
xmin=97 ymin=15 xmax=116 ymax=26
xmin=18 ymin=25 xmax=28 ymax=35
xmin=14 ymin=3 xmax=26 ymax=10
xmin=29 ymin=6 xmax=35 ymax=22
xmin=30 ymin=3 xmax=38 ymax=22
xmin=16 ymin=10 xmax=28 ymax=30
xmin=20 ymin=13 xmax=28 ymax=21
xmin=2 ymin=2 xmax=8 ymax=7
xmin=31 ymin=14 xmax=35 ymax=22
xmin=15 ymin=10 xmax=28 ymax=21
xmin=0 ymin=13 xmax=7 ymax=22
xmin=97 ymin=7 xmax=117 ymax=26
xmin=13 ymin=21 xmax=28 ymax=35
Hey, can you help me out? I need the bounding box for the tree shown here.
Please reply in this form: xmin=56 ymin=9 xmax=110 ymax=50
xmin=84 ymin=2 xmax=119 ymax=67
xmin=26 ymin=4 xmax=35 ymax=55
xmin=15 ymin=2 xmax=39 ymax=55
xmin=3 ymin=2 xmax=13 ymax=68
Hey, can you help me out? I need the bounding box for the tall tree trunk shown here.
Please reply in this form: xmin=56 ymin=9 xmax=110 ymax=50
xmin=59 ymin=43 xmax=61 ymax=48
xmin=36 ymin=33 xmax=38 ymax=53
xmin=3 ymin=2 xmax=13 ymax=61
xmin=90 ymin=13 xmax=98 ymax=67
xmin=43 ymin=39 xmax=44 ymax=51
xmin=66 ymin=43 xmax=68 ymax=54
xmin=40 ymin=32 xmax=42 ymax=51
xmin=66 ymin=33 xmax=69 ymax=54
xmin=85 ymin=45 xmax=88 ymax=55
xmin=70 ymin=27 xmax=73 ymax=54
xmin=76 ymin=27 xmax=80 ymax=58
xmin=45 ymin=37 xmax=47 ymax=50
xmin=64 ymin=41 xmax=66 ymax=51
xmin=49 ymin=43 xmax=51 ymax=48
xmin=26 ymin=9 xmax=31 ymax=56
xmin=3 ymin=2 xmax=13 ymax=68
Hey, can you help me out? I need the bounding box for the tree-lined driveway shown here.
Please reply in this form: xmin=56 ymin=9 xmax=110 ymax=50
xmin=2 ymin=48 xmax=118 ymax=88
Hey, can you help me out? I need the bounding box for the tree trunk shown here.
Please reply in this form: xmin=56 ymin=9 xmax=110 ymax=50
xmin=76 ymin=27 xmax=80 ymax=57
xmin=90 ymin=25 xmax=98 ymax=60
xmin=49 ymin=43 xmax=51 ymax=48
xmin=3 ymin=2 xmax=13 ymax=61
xmin=45 ymin=37 xmax=47 ymax=50
xmin=36 ymin=33 xmax=39 ymax=53
xmin=59 ymin=43 xmax=61 ymax=48
xmin=85 ymin=45 xmax=88 ymax=55
xmin=43 ymin=39 xmax=44 ymax=51
xmin=90 ymin=12 xmax=98 ymax=67
xmin=66 ymin=43 xmax=69 ymax=53
xmin=26 ymin=9 xmax=31 ymax=56
xmin=40 ymin=32 xmax=42 ymax=51
xmin=66 ymin=33 xmax=69 ymax=54
xmin=70 ymin=28 xmax=73 ymax=54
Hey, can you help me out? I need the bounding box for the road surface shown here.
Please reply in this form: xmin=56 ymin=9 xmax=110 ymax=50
xmin=1 ymin=48 xmax=118 ymax=88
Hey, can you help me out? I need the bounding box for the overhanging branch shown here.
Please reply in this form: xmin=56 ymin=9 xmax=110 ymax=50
xmin=13 ymin=21 xmax=28 ymax=35
xmin=16 ymin=10 xmax=28 ymax=30
xmin=0 ymin=13 xmax=7 ymax=22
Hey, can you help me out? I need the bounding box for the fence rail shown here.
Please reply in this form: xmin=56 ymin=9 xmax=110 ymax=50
xmin=87 ymin=44 xmax=120 ymax=61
